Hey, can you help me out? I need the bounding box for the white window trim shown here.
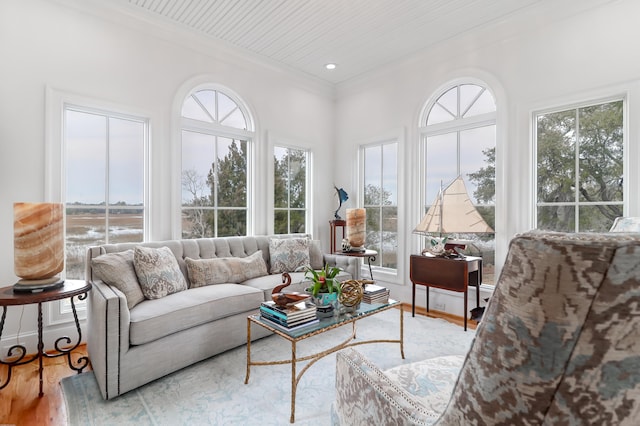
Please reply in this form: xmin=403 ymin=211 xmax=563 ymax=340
xmin=417 ymin=79 xmax=499 ymax=286
xmin=45 ymin=87 xmax=151 ymax=326
xmin=355 ymin=128 xmax=405 ymax=283
xmin=272 ymin=144 xmax=312 ymax=235
xmin=527 ymin=81 xmax=640 ymax=228
xmin=267 ymin=132 xmax=315 ymax=235
xmin=173 ymin=79 xmax=257 ymax=238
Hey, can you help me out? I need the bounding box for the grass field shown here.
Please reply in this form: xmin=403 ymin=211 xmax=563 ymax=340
xmin=65 ymin=213 xmax=143 ymax=279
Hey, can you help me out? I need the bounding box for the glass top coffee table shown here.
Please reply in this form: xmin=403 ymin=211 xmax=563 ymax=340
xmin=244 ymin=300 xmax=404 ymax=423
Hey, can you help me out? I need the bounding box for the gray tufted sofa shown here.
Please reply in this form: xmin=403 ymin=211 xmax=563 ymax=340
xmin=86 ymin=234 xmax=358 ymax=400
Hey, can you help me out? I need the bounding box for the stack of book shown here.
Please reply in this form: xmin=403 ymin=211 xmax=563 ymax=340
xmin=259 ymin=300 xmax=318 ymax=331
xmin=363 ymin=284 xmax=390 ymax=304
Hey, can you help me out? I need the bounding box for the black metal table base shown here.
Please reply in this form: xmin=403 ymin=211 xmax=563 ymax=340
xmin=0 ymin=293 xmax=90 ymax=397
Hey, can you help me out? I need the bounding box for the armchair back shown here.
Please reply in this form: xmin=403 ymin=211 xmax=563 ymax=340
xmin=439 ymin=231 xmax=640 ymax=425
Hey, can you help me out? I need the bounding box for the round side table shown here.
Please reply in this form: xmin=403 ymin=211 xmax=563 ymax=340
xmin=0 ymin=279 xmax=92 ymax=396
xmin=336 ymin=249 xmax=378 ymax=280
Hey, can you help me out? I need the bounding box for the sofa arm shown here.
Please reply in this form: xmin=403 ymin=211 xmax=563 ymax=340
xmin=333 ymin=349 xmax=440 ymax=426
xmin=323 ymin=254 xmax=361 ymax=280
xmin=86 ymin=278 xmax=131 ymax=399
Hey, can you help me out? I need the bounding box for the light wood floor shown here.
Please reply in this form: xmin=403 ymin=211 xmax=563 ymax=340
xmin=1 ymin=308 xmax=474 ymax=426
xmin=0 ymin=348 xmax=92 ymax=426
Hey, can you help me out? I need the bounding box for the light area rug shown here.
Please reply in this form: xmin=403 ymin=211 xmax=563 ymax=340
xmin=61 ymin=310 xmax=475 ymax=426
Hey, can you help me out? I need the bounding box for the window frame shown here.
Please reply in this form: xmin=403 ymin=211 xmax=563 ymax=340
xmin=532 ymin=95 xmax=626 ymax=231
xmin=418 ymin=81 xmax=497 ymax=286
xmin=45 ymin=87 xmax=150 ymax=325
xmin=179 ymin=85 xmax=255 ymax=238
xmin=273 ymin=144 xmax=311 ymax=234
xmin=355 ymin=129 xmax=405 ymax=282
xmin=360 ymin=139 xmax=399 ymax=272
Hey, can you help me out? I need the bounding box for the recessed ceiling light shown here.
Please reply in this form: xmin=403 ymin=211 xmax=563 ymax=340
xmin=325 ymin=63 xmax=337 ymax=70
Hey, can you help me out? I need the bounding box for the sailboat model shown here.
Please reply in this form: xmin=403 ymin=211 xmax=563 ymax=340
xmin=413 ymin=175 xmax=493 ymax=236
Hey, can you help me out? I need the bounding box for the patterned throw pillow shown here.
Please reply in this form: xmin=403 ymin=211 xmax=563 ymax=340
xmin=91 ymin=250 xmax=145 ymax=310
xmin=133 ymin=246 xmax=187 ymax=299
xmin=185 ymin=251 xmax=268 ymax=287
xmin=269 ymin=238 xmax=311 ymax=274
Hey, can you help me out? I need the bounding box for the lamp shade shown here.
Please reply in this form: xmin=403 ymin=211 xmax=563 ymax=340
xmin=346 ymin=208 xmax=366 ymax=249
xmin=414 ymin=176 xmax=493 ymax=235
xmin=14 ymin=202 xmax=64 ymax=282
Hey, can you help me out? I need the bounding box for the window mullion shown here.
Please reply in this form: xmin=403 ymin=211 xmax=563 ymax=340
xmin=105 ymin=116 xmax=110 ymax=244
xmin=461 ymin=88 xmax=485 ymax=117
xmin=191 ymin=94 xmax=215 ymax=123
xmin=574 ymin=108 xmax=581 ymax=231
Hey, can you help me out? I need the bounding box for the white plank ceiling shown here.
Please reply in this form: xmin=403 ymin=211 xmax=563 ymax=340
xmin=104 ymin=0 xmax=607 ymax=83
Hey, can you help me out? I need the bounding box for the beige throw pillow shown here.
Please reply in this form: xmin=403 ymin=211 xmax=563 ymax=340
xmin=91 ymin=250 xmax=145 ymax=310
xmin=185 ymin=251 xmax=268 ymax=287
xmin=133 ymin=246 xmax=187 ymax=299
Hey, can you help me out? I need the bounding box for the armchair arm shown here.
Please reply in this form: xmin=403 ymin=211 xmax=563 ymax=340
xmin=86 ymin=278 xmax=131 ymax=399
xmin=323 ymin=254 xmax=360 ymax=280
xmin=333 ymin=349 xmax=440 ymax=426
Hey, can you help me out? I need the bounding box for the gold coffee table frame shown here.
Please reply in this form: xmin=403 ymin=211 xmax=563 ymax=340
xmin=245 ymin=300 xmax=404 ymax=423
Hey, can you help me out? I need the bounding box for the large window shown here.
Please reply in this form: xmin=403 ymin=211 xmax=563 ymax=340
xmin=535 ymin=99 xmax=624 ymax=231
xmin=363 ymin=141 xmax=398 ymax=269
xmin=274 ymin=146 xmax=309 ymax=234
xmin=181 ymin=88 xmax=253 ymax=238
xmin=421 ymin=83 xmax=496 ymax=284
xmin=64 ymin=106 xmax=147 ymax=279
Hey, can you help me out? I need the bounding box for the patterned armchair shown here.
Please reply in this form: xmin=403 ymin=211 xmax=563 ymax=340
xmin=610 ymin=216 xmax=640 ymax=232
xmin=333 ymin=231 xmax=640 ymax=425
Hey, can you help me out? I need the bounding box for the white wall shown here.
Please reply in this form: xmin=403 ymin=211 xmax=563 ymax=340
xmin=0 ymin=0 xmax=336 ymax=353
xmin=333 ymin=0 xmax=640 ymax=313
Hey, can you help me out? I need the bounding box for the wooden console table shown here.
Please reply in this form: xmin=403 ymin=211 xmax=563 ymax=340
xmin=329 ymin=219 xmax=346 ymax=253
xmin=0 ymin=280 xmax=91 ymax=396
xmin=409 ymin=254 xmax=482 ymax=331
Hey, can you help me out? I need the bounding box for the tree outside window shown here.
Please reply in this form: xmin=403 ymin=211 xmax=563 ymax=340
xmin=363 ymin=142 xmax=398 ymax=269
xmin=181 ymin=88 xmax=253 ymax=238
xmin=274 ymin=146 xmax=308 ymax=234
xmin=536 ymin=100 xmax=623 ymax=231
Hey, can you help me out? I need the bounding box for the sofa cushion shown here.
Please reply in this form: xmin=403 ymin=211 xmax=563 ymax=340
xmin=129 ymin=284 xmax=264 ymax=345
xmin=185 ymin=250 xmax=268 ymax=288
xmin=91 ymin=249 xmax=145 ymax=310
xmin=133 ymin=246 xmax=188 ymax=299
xmin=269 ymin=237 xmax=311 ymax=274
xmin=383 ymin=355 xmax=464 ymax=414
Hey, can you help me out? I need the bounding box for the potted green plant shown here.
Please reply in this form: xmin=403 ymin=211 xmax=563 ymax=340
xmin=305 ymin=263 xmax=342 ymax=307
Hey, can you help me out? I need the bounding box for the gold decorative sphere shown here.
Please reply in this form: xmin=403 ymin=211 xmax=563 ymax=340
xmin=339 ymin=280 xmax=364 ymax=307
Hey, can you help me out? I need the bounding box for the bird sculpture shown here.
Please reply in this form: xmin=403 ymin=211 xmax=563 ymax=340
xmin=271 ymin=272 xmax=309 ymax=307
xmin=334 ymin=186 xmax=349 ymax=220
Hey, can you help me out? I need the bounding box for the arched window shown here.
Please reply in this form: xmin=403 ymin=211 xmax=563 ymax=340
xmin=180 ymin=87 xmax=254 ymax=238
xmin=420 ymin=82 xmax=496 ymax=284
